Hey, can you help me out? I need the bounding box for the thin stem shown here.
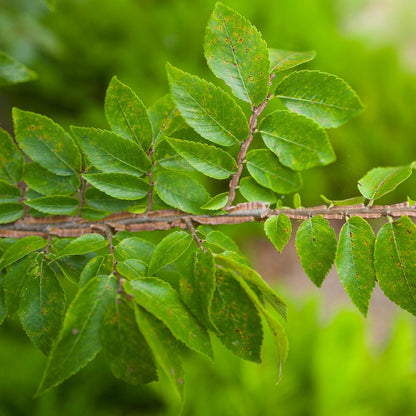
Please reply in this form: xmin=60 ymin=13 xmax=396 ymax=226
xmin=76 ymin=167 xmax=87 ymax=219
xmin=184 ymin=217 xmax=207 ymax=252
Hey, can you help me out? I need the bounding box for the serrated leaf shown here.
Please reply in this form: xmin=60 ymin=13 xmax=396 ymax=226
xmin=335 ymin=216 xmax=375 ymax=316
xmin=19 ymin=261 xmax=65 ymax=354
xmin=0 ymin=180 xmax=21 ymax=203
xmin=0 ymin=203 xmax=24 ymax=224
xmin=167 ymin=64 xmax=248 ymax=146
xmin=154 ymin=138 xmax=194 ymax=171
xmin=0 ymin=236 xmax=47 ymax=271
xmin=295 ymin=215 xmax=337 ymax=287
xmin=100 ymin=297 xmax=157 ymax=384
xmin=239 ymin=177 xmax=277 ymax=204
xmin=105 ymin=76 xmax=153 ymax=150
xmin=155 ymin=171 xmax=210 ymax=214
xmin=264 ymin=214 xmax=292 ymax=253
xmin=357 ymin=164 xmax=413 ymax=201
xmin=114 ymin=237 xmax=155 ymax=264
xmin=269 ymin=49 xmax=315 ymax=73
xmin=0 ymin=127 xmax=24 ymax=184
xmin=124 ymin=278 xmax=213 ymax=359
xmin=260 ymin=110 xmax=335 ymax=171
xmin=117 ymin=259 xmax=148 ymax=279
xmin=167 ymin=137 xmax=237 ymax=179
xmin=84 ymin=187 xmax=137 ymax=213
xmin=37 ymin=274 xmax=118 ymax=395
xmin=201 ymin=193 xmax=228 ymax=210
xmin=79 ymin=255 xmax=114 ymax=288
xmin=148 ymin=231 xmax=193 ymax=276
xmin=83 ymin=173 xmax=149 ymax=200
xmin=276 ymin=70 xmax=364 ymax=128
xmin=374 ymin=216 xmax=416 ymax=315
xmin=71 ymin=127 xmax=151 ymax=176
xmin=0 ymin=51 xmax=36 ymax=86
xmin=53 ymin=234 xmax=109 ymax=261
xmin=246 ymin=149 xmax=302 ymax=194
xmin=13 ymin=109 xmax=81 ymax=176
xmin=204 ymin=230 xmax=247 ymax=262
xmin=25 ymin=196 xmax=79 ymax=216
xmin=320 ymin=194 xmax=366 ymax=207
xmin=204 ymin=2 xmax=270 ymax=105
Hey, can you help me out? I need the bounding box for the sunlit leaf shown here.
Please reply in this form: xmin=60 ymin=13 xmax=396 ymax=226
xmin=264 ymin=214 xmax=292 ymax=253
xmin=269 ymin=49 xmax=315 ymax=73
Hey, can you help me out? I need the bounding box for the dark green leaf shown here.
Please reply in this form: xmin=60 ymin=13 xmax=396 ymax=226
xmin=0 ymin=203 xmax=24 ymax=224
xmin=0 ymin=127 xmax=24 ymax=184
xmin=154 ymin=138 xmax=194 ymax=171
xmin=114 ymin=237 xmax=155 ymax=264
xmin=264 ymin=214 xmax=292 ymax=253
xmin=0 ymin=180 xmax=21 ymax=203
xmin=269 ymin=49 xmax=315 ymax=73
xmin=0 ymin=51 xmax=36 ymax=86
xmin=201 ymin=193 xmax=228 ymax=210
xmin=79 ymin=255 xmax=114 ymax=288
xmin=84 ymin=187 xmax=137 ymax=213
xmin=0 ymin=272 xmax=5 ymax=325
xmin=239 ymin=177 xmax=277 ymax=204
xmin=25 ymin=196 xmax=79 ymax=216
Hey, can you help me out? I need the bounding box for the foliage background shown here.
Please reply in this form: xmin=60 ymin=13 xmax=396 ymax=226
xmin=0 ymin=0 xmax=416 ymax=414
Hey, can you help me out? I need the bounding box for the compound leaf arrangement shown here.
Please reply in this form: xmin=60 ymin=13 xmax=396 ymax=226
xmin=1 ymin=2 xmax=416 ymax=404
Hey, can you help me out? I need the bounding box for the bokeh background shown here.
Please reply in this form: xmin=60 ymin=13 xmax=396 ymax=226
xmin=1 ymin=0 xmax=416 ymax=414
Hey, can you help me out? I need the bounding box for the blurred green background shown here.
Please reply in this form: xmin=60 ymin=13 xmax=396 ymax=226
xmin=1 ymin=0 xmax=416 ymax=414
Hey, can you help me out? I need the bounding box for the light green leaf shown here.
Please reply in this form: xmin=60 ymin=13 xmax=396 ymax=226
xmin=276 ymin=70 xmax=364 ymax=128
xmin=167 ymin=64 xmax=248 ymax=146
xmin=0 ymin=127 xmax=24 ymax=184
xmin=124 ymin=278 xmax=213 ymax=359
xmin=0 ymin=203 xmax=24 ymax=224
xmin=320 ymin=194 xmax=366 ymax=207
xmin=101 ymin=297 xmax=157 ymax=384
xmin=0 ymin=180 xmax=21 ymax=203
xmin=52 ymin=234 xmax=108 ymax=262
xmin=116 ymin=259 xmax=147 ymax=279
xmin=204 ymin=2 xmax=270 ymax=105
xmin=260 ymin=110 xmax=335 ymax=171
xmin=204 ymin=230 xmax=247 ymax=262
xmin=201 ymin=193 xmax=228 ymax=210
xmin=71 ymin=127 xmax=151 ymax=176
xmin=154 ymin=138 xmax=194 ymax=171
xmin=148 ymin=231 xmax=193 ymax=276
xmin=105 ymin=76 xmax=153 ymax=150
xmin=357 ymin=164 xmax=413 ymax=202
xmin=239 ymin=177 xmax=277 ymax=204
xmin=25 ymin=196 xmax=79 ymax=216
xmin=167 ymin=137 xmax=237 ymax=179
xmin=375 ymin=216 xmax=416 ymax=316
xmin=79 ymin=255 xmax=114 ymax=288
xmin=114 ymin=237 xmax=155 ymax=264
xmin=13 ymin=109 xmax=81 ymax=175
xmin=37 ymin=274 xmax=118 ymax=395
xmin=335 ymin=216 xmax=376 ymax=316
xmin=264 ymin=214 xmax=292 ymax=253
xmin=0 ymin=51 xmax=36 ymax=86
xmin=155 ymin=171 xmax=210 ymax=214
xmin=83 ymin=173 xmax=149 ymax=200
xmin=295 ymin=215 xmax=337 ymax=287
xmin=269 ymin=49 xmax=315 ymax=73
xmin=246 ymin=149 xmax=302 ymax=194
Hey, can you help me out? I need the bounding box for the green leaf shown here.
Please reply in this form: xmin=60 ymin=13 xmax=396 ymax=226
xmin=239 ymin=177 xmax=277 ymax=204
xmin=84 ymin=188 xmax=137 ymax=213
xmin=0 ymin=236 xmax=47 ymax=271
xmin=148 ymin=231 xmax=193 ymax=276
xmin=0 ymin=51 xmax=36 ymax=86
xmin=13 ymin=109 xmax=81 ymax=176
xmin=269 ymin=49 xmax=315 ymax=73
xmin=295 ymin=215 xmax=337 ymax=287
xmin=320 ymin=194 xmax=366 ymax=207
xmin=79 ymin=255 xmax=114 ymax=288
xmin=0 ymin=127 xmax=24 ymax=184
xmin=204 ymin=2 xmax=270 ymax=105
xmin=100 ymin=297 xmax=157 ymax=384
xmin=124 ymin=278 xmax=213 ymax=359
xmin=25 ymin=196 xmax=79 ymax=216
xmin=117 ymin=259 xmax=148 ymax=279
xmin=246 ymin=149 xmax=302 ymax=194
xmin=105 ymin=76 xmax=153 ymax=151
xmin=335 ymin=216 xmax=376 ymax=316
xmin=167 ymin=64 xmax=248 ymax=146
xmin=201 ymin=193 xmax=228 ymax=210
xmin=205 ymin=230 xmax=244 ymax=257
xmin=19 ymin=261 xmax=65 ymax=354
xmin=260 ymin=110 xmax=335 ymax=171
xmin=71 ymin=127 xmax=151 ymax=176
xmin=374 ymin=216 xmax=416 ymax=315
xmin=0 ymin=203 xmax=24 ymax=224
xmin=83 ymin=173 xmax=149 ymax=200
xmin=37 ymin=274 xmax=118 ymax=395
xmin=154 ymin=138 xmax=194 ymax=172
xmin=155 ymin=171 xmax=210 ymax=214
xmin=167 ymin=137 xmax=237 ymax=179
xmin=276 ymin=70 xmax=364 ymax=128
xmin=357 ymin=164 xmax=413 ymax=202
xmin=264 ymin=214 xmax=292 ymax=253
xmin=134 ymin=304 xmax=185 ymax=401
xmin=0 ymin=272 xmax=5 ymax=325
xmin=114 ymin=237 xmax=155 ymax=264
xmin=0 ymin=180 xmax=21 ymax=203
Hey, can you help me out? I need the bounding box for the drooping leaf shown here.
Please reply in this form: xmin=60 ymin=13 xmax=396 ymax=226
xmin=154 ymin=171 xmax=210 ymax=214
xmin=335 ymin=216 xmax=376 ymax=316
xmin=37 ymin=274 xmax=118 ymax=395
xmin=0 ymin=127 xmax=24 ymax=184
xmin=0 ymin=51 xmax=36 ymax=86
xmin=201 ymin=193 xmax=228 ymax=210
xmin=13 ymin=109 xmax=81 ymax=176
xmin=105 ymin=76 xmax=153 ymax=151
xmin=374 ymin=216 xmax=416 ymax=315
xmin=295 ymin=215 xmax=337 ymax=287
xmin=147 ymin=231 xmax=193 ymax=276
xmin=0 ymin=203 xmax=24 ymax=224
xmin=100 ymin=296 xmax=157 ymax=384
xmin=246 ymin=149 xmax=302 ymax=194
xmin=239 ymin=177 xmax=277 ymax=204
xmin=260 ymin=110 xmax=335 ymax=171
xmin=269 ymin=49 xmax=315 ymax=73
xmin=167 ymin=64 xmax=248 ymax=146
xmin=204 ymin=2 xmax=270 ymax=106
xmin=114 ymin=237 xmax=155 ymax=264
xmin=52 ymin=234 xmax=109 ymax=261
xmin=357 ymin=164 xmax=413 ymax=202
xmin=83 ymin=173 xmax=149 ymax=200
xmin=124 ymin=278 xmax=213 ymax=359
xmin=25 ymin=196 xmax=79 ymax=216
xmin=0 ymin=180 xmax=21 ymax=203
xmin=79 ymin=255 xmax=114 ymax=288
xmin=264 ymin=214 xmax=292 ymax=253
xmin=154 ymin=138 xmax=194 ymax=171
xmin=71 ymin=127 xmax=151 ymax=176
xmin=276 ymin=70 xmax=364 ymax=128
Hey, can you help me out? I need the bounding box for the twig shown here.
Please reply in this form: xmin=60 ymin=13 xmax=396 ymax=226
xmin=184 ymin=217 xmax=207 ymax=252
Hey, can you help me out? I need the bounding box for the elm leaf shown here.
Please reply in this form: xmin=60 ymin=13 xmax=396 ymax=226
xmin=264 ymin=214 xmax=292 ymax=253
xmin=0 ymin=127 xmax=24 ymax=184
xmin=269 ymin=49 xmax=315 ymax=73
